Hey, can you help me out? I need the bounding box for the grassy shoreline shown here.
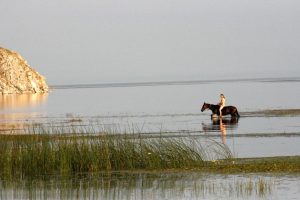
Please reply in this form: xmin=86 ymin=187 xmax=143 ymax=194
xmin=0 ymin=133 xmax=231 ymax=179
xmin=204 ymin=156 xmax=300 ymax=173
xmin=77 ymin=155 xmax=300 ymax=175
xmin=0 ymin=133 xmax=299 ymax=180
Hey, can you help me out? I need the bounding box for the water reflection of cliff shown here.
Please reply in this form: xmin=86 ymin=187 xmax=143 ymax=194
xmin=0 ymin=94 xmax=48 ymax=133
xmin=0 ymin=94 xmax=48 ymax=109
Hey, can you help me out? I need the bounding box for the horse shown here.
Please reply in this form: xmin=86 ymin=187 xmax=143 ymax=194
xmin=201 ymin=102 xmax=240 ymax=118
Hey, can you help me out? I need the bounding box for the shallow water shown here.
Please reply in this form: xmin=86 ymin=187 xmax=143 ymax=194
xmin=2 ymin=77 xmax=300 ymax=115
xmin=0 ymin=172 xmax=299 ymax=200
xmin=1 ymin=77 xmax=300 ymax=158
xmin=0 ymin=77 xmax=300 ymax=199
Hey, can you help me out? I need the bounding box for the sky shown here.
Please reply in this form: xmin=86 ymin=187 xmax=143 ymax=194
xmin=1 ymin=0 xmax=300 ymax=85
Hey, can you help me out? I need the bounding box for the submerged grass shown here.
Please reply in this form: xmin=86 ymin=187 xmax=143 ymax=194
xmin=205 ymin=156 xmax=300 ymax=174
xmin=243 ymin=109 xmax=300 ymax=117
xmin=0 ymin=172 xmax=276 ymax=199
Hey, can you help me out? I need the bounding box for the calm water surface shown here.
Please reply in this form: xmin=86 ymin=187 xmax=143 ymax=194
xmin=1 ymin=78 xmax=299 ymax=158
xmin=0 ymin=77 xmax=300 ymax=199
xmin=0 ymin=172 xmax=299 ymax=200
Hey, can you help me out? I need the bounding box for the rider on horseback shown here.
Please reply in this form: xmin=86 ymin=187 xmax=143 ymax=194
xmin=218 ymin=94 xmax=226 ymax=117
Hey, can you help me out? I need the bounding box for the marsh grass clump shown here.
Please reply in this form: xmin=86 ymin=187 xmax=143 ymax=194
xmin=226 ymin=177 xmax=274 ymax=198
xmin=243 ymin=178 xmax=273 ymax=197
xmin=0 ymin=133 xmax=232 ymax=179
xmin=194 ymin=177 xmax=274 ymax=198
xmin=262 ymin=109 xmax=300 ymax=116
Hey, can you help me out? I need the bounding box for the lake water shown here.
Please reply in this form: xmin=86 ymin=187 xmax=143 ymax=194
xmin=0 ymin=172 xmax=299 ymax=200
xmin=1 ymin=77 xmax=300 ymax=158
xmin=1 ymin=77 xmax=300 ymax=199
xmin=3 ymin=0 xmax=300 ymax=198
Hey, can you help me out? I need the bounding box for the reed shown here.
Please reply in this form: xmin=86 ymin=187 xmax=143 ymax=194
xmin=0 ymin=130 xmax=232 ymax=179
xmin=0 ymin=173 xmax=275 ymax=199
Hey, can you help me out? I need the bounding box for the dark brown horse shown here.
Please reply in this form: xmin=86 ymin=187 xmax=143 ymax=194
xmin=201 ymin=102 xmax=240 ymax=118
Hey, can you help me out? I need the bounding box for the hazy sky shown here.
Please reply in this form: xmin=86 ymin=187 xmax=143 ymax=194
xmin=1 ymin=0 xmax=300 ymax=84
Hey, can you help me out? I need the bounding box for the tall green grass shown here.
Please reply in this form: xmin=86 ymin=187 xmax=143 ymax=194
xmin=0 ymin=131 xmax=232 ymax=179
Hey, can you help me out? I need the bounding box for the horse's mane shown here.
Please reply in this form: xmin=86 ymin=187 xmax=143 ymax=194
xmin=209 ymin=103 xmax=220 ymax=107
xmin=209 ymin=103 xmax=232 ymax=108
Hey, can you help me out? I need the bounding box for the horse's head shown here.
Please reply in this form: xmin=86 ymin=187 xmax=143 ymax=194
xmin=201 ymin=102 xmax=210 ymax=112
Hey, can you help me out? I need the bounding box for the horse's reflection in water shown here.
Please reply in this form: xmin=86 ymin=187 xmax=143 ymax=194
xmin=202 ymin=117 xmax=239 ymax=144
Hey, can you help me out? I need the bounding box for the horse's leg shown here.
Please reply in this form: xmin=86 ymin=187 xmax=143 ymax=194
xmin=231 ymin=111 xmax=240 ymax=118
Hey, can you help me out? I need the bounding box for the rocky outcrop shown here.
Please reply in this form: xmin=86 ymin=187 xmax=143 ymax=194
xmin=0 ymin=47 xmax=48 ymax=94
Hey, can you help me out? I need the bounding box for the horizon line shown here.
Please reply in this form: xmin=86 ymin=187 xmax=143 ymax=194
xmin=50 ymin=76 xmax=300 ymax=90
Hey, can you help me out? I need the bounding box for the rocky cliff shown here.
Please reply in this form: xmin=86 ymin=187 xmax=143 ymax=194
xmin=0 ymin=47 xmax=48 ymax=94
